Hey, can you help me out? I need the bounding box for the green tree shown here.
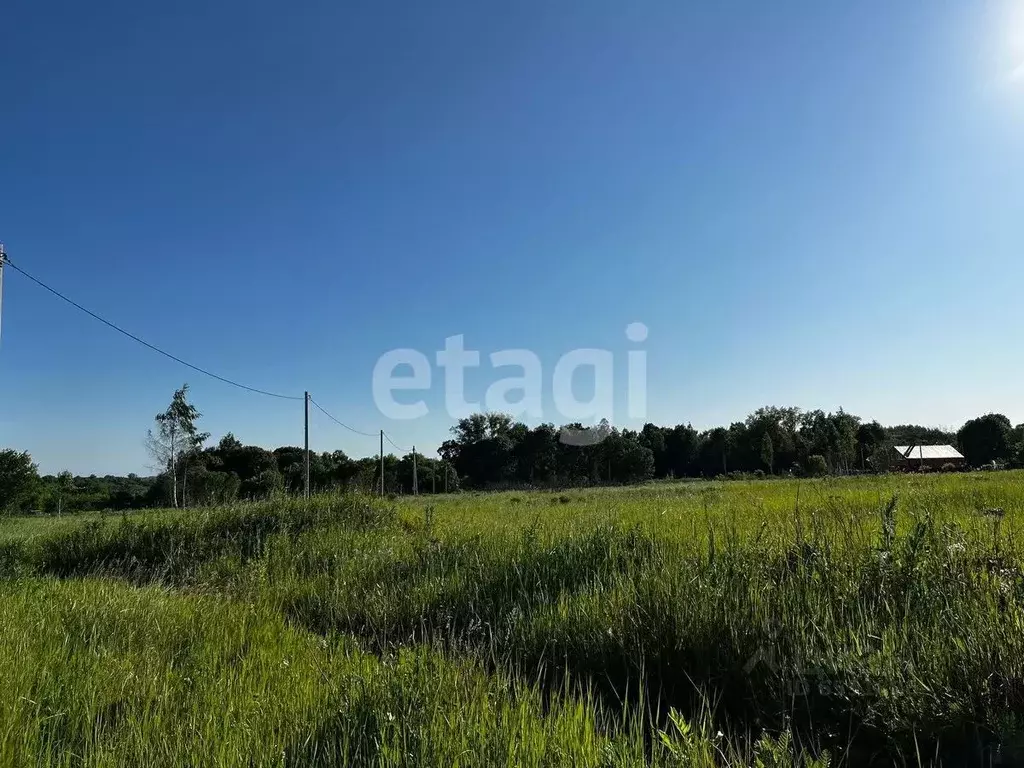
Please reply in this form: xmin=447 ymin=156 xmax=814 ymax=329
xmin=665 ymin=424 xmax=700 ymax=477
xmin=760 ymin=432 xmax=774 ymax=475
xmin=322 ymin=450 xmax=358 ymax=490
xmin=0 ymin=450 xmax=40 ymax=514
xmin=514 ymin=424 xmax=559 ymax=485
xmin=806 ymin=454 xmax=828 ymax=477
xmin=248 ymin=468 xmax=284 ymax=499
xmin=146 ymin=384 xmax=209 ymax=508
xmin=604 ymin=431 xmax=655 ymax=483
xmin=55 ymin=470 xmax=74 ymax=516
xmin=829 ymin=408 xmax=860 ymax=473
xmin=218 ymin=432 xmax=243 ymax=452
xmin=886 ymin=424 xmax=957 ymax=446
xmin=639 ymin=424 xmax=668 ymax=476
xmin=444 ymin=413 xmax=519 ymax=489
xmin=747 ymin=407 xmax=800 ymax=471
xmin=273 ymin=446 xmax=307 ymax=494
xmin=216 ymin=443 xmax=275 ymax=484
xmin=958 ymin=413 xmax=1012 ymax=467
xmin=868 ymin=443 xmax=897 ymax=473
xmin=697 ymin=427 xmax=731 ymax=476
xmin=185 ymin=464 xmax=240 ymax=505
xmin=1010 ymin=424 xmax=1024 ymax=468
xmin=856 ymin=421 xmax=886 ymax=470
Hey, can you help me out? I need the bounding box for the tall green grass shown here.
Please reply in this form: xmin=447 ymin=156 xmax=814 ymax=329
xmin=3 ymin=472 xmax=1024 ymax=764
xmin=0 ymin=494 xmax=393 ymax=582
xmin=2 ymin=577 xmax=717 ymax=767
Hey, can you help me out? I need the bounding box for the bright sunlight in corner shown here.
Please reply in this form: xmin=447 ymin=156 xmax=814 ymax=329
xmin=997 ymin=0 xmax=1024 ymax=83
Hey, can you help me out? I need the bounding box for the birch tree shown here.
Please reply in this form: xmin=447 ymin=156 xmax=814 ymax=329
xmin=146 ymin=384 xmax=208 ymax=508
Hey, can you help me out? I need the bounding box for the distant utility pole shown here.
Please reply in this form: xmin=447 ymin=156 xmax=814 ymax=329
xmin=379 ymin=429 xmax=384 ymax=498
xmin=412 ymin=446 xmax=418 ymax=496
xmin=304 ymin=392 xmax=310 ymax=499
xmin=0 ymin=243 xmax=6 ymax=343
xmin=432 ymin=459 xmax=436 ymax=494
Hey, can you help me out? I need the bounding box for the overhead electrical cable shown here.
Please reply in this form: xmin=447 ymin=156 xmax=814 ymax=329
xmin=3 ymin=256 xmax=304 ymax=400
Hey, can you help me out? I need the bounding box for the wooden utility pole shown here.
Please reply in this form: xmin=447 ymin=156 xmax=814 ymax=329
xmin=0 ymin=243 xmax=6 ymax=343
xmin=379 ymin=430 xmax=385 ymax=497
xmin=304 ymin=392 xmax=310 ymax=499
xmin=412 ymin=446 xmax=418 ymax=495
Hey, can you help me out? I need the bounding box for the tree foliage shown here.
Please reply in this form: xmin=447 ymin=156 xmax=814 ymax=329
xmin=760 ymin=433 xmax=774 ymax=474
xmin=439 ymin=414 xmax=655 ymax=489
xmin=806 ymin=455 xmax=828 ymax=477
xmin=957 ymin=413 xmax=1012 ymax=467
xmin=8 ymin=391 xmax=1024 ymax=515
xmin=0 ymin=450 xmax=40 ymax=514
xmin=146 ymin=384 xmax=209 ymax=507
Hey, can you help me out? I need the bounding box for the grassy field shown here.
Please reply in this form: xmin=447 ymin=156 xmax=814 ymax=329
xmin=2 ymin=472 xmax=1024 ymax=766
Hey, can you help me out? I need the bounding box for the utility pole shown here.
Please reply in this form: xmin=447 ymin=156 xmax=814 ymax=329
xmin=432 ymin=459 xmax=436 ymax=494
xmin=0 ymin=243 xmax=6 ymax=343
xmin=444 ymin=461 xmax=449 ymax=494
xmin=412 ymin=446 xmax=418 ymax=496
xmin=379 ymin=429 xmax=384 ymax=498
xmin=304 ymin=392 xmax=310 ymax=499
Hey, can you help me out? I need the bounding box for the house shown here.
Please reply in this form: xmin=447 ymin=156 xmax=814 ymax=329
xmin=891 ymin=445 xmax=965 ymax=471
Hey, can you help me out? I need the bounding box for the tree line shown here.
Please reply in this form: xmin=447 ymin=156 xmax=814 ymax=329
xmin=0 ymin=385 xmax=456 ymax=514
xmin=442 ymin=408 xmax=893 ymax=489
xmin=439 ymin=410 xmax=1024 ymax=489
xmin=2 ymin=384 xmax=1024 ymax=513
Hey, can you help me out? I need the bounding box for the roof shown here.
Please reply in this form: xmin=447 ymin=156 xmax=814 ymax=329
xmin=893 ymin=445 xmax=964 ymax=461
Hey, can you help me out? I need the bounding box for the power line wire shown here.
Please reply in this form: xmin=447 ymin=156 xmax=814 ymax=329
xmin=2 ymin=249 xmax=427 ymax=484
xmin=3 ymin=255 xmax=304 ymax=400
xmin=308 ymin=396 xmax=379 ymax=438
xmin=383 ymin=431 xmax=412 ymax=453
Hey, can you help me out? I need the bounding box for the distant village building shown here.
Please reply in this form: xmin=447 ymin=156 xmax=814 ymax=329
xmin=891 ymin=445 xmax=965 ymax=471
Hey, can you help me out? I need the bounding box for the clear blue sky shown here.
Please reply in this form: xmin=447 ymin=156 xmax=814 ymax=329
xmin=3 ymin=0 xmax=1024 ymax=475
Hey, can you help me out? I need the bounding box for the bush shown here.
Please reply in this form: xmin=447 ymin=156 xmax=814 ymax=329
xmin=941 ymin=463 xmax=958 ymax=473
xmin=806 ymin=455 xmax=828 ymax=477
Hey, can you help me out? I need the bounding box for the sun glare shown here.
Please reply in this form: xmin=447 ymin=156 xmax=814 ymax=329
xmin=1002 ymin=0 xmax=1024 ymax=82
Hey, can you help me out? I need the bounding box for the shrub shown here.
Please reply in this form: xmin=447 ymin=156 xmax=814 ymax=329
xmin=806 ymin=455 xmax=828 ymax=477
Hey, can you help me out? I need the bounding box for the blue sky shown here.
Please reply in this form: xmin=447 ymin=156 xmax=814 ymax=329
xmin=3 ymin=0 xmax=1024 ymax=475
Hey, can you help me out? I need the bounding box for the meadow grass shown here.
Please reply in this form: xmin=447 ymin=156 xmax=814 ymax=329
xmin=0 ymin=577 xmax=675 ymax=767
xmin=3 ymin=472 xmax=1024 ymax=765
